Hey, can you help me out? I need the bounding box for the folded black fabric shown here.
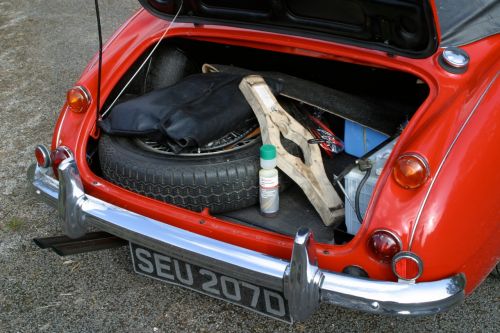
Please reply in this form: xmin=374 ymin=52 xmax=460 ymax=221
xmin=100 ymin=72 xmax=282 ymax=153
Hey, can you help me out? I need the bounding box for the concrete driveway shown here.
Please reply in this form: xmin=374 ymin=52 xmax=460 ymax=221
xmin=0 ymin=1 xmax=498 ymax=331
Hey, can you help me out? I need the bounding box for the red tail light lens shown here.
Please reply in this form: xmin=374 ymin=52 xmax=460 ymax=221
xmin=35 ymin=145 xmax=51 ymax=168
xmin=392 ymin=252 xmax=423 ymax=281
xmin=67 ymin=86 xmax=90 ymax=113
xmin=393 ymin=153 xmax=429 ymax=189
xmin=368 ymin=230 xmax=402 ymax=262
xmin=50 ymin=146 xmax=72 ymax=177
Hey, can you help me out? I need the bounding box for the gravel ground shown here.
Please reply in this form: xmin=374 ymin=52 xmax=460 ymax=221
xmin=0 ymin=1 xmax=499 ymax=332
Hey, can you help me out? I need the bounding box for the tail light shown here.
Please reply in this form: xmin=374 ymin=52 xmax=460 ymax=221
xmin=367 ymin=230 xmax=402 ymax=263
xmin=67 ymin=86 xmax=91 ymax=113
xmin=50 ymin=146 xmax=72 ymax=177
xmin=35 ymin=145 xmax=51 ymax=168
xmin=392 ymin=252 xmax=423 ymax=281
xmin=393 ymin=153 xmax=429 ymax=189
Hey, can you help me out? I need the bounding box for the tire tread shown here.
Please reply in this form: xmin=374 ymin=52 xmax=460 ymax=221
xmin=98 ymin=135 xmax=262 ymax=213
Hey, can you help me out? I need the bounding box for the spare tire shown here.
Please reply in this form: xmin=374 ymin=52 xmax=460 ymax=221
xmin=145 ymin=45 xmax=198 ymax=91
xmin=98 ymin=134 xmax=298 ymax=213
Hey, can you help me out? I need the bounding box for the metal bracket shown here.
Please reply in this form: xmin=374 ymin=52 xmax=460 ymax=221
xmin=239 ymin=75 xmax=344 ymax=226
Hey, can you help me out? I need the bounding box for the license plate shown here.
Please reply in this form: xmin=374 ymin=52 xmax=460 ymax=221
xmin=130 ymin=243 xmax=291 ymax=322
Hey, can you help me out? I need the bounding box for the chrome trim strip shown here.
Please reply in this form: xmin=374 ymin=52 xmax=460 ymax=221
xmin=54 ymin=107 xmax=69 ymax=146
xmin=409 ymin=72 xmax=499 ymax=249
xmin=29 ymin=160 xmax=466 ymax=320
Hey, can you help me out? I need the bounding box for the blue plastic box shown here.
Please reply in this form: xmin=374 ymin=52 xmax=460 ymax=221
xmin=344 ymin=121 xmax=389 ymax=157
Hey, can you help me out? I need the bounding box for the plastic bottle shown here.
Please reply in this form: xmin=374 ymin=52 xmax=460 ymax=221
xmin=259 ymin=144 xmax=279 ymax=217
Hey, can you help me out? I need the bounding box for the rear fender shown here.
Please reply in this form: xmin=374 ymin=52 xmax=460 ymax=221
xmin=410 ymin=71 xmax=500 ymax=293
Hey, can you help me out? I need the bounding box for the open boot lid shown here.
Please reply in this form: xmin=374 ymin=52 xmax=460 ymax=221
xmin=139 ymin=0 xmax=438 ymax=58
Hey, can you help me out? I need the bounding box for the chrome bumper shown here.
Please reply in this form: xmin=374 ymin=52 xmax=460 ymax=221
xmin=29 ymin=158 xmax=465 ymax=321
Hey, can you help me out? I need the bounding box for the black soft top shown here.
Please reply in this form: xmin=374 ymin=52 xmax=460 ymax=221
xmin=437 ymin=0 xmax=500 ymax=47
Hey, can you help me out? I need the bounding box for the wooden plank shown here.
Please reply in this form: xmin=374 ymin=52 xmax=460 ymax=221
xmin=239 ymin=75 xmax=344 ymax=226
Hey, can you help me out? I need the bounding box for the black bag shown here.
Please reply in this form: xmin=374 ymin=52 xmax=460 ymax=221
xmin=99 ymin=72 xmax=281 ymax=153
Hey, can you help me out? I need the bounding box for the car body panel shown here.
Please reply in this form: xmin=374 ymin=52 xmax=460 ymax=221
xmin=50 ymin=8 xmax=499 ymax=293
xmin=411 ymin=73 xmax=500 ymax=288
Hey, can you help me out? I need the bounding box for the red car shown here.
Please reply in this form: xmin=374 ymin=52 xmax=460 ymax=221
xmin=29 ymin=0 xmax=499 ymax=322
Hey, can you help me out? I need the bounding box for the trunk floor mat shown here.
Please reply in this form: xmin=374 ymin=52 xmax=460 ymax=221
xmin=219 ymin=153 xmax=356 ymax=244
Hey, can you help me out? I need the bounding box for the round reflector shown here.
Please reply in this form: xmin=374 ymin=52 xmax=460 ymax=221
xmin=50 ymin=146 xmax=73 ymax=178
xmin=367 ymin=230 xmax=402 ymax=262
xmin=67 ymin=86 xmax=91 ymax=113
xmin=392 ymin=251 xmax=423 ymax=281
xmin=393 ymin=153 xmax=429 ymax=189
xmin=35 ymin=145 xmax=51 ymax=168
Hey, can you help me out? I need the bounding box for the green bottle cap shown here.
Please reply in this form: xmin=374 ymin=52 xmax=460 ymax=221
xmin=260 ymin=144 xmax=276 ymax=160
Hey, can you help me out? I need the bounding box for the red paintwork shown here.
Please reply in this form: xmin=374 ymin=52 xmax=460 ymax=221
xmin=51 ymin=9 xmax=500 ymax=293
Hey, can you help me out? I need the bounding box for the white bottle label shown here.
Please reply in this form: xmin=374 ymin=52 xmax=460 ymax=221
xmin=259 ymin=173 xmax=279 ymax=214
xmin=260 ymin=175 xmax=279 ymax=189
